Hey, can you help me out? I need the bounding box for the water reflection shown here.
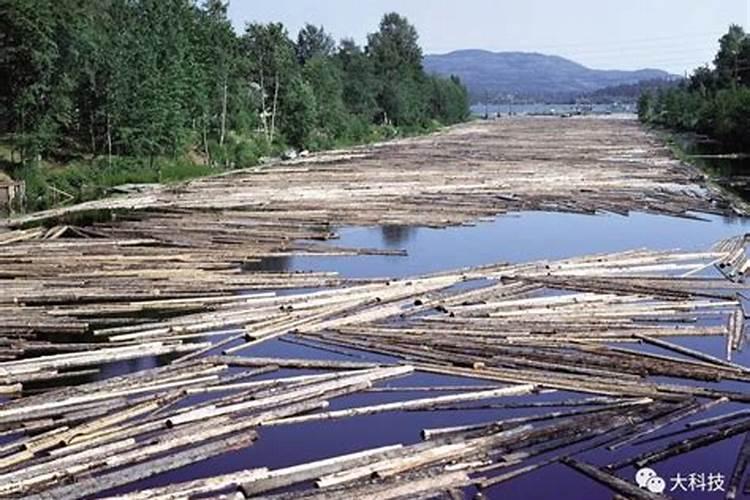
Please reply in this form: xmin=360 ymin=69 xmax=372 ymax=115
xmin=380 ymin=225 xmax=416 ymax=247
xmin=243 ymin=256 xmax=292 ymax=272
xmin=294 ymin=211 xmax=750 ymax=279
xmin=674 ymin=134 xmax=750 ymax=199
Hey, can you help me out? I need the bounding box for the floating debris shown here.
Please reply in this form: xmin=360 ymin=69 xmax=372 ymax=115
xmin=4 ymin=118 xmax=744 ymax=236
xmin=0 ymin=118 xmax=749 ymax=498
xmin=0 ymin=238 xmax=745 ymax=498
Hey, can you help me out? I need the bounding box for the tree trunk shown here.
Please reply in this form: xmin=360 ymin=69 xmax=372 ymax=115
xmin=202 ymin=116 xmax=210 ymax=167
xmin=106 ymin=113 xmax=113 ymax=168
xmin=90 ymin=111 xmax=96 ymax=157
xmin=270 ymin=73 xmax=279 ymax=144
xmin=219 ymin=77 xmax=228 ymax=147
xmin=259 ymin=70 xmax=269 ymax=143
xmin=19 ymin=109 xmax=27 ymax=164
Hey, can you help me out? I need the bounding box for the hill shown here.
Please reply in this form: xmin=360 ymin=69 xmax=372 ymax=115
xmin=423 ymin=50 xmax=678 ymax=102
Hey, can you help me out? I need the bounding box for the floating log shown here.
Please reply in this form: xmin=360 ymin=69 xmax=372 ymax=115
xmin=609 ymin=418 xmax=750 ymax=470
xmin=28 ymin=430 xmax=258 ymax=500
xmin=0 ymin=235 xmax=747 ymax=497
xmin=264 ymin=385 xmax=536 ymax=427
xmin=562 ymin=458 xmax=670 ymax=500
xmin=606 ymin=397 xmax=729 ymax=450
xmin=238 ymin=444 xmax=407 ymax=497
xmin=728 ymin=432 xmax=750 ymax=499
xmin=102 ymin=468 xmax=270 ymax=500
xmin=635 ymin=334 xmax=747 ymax=372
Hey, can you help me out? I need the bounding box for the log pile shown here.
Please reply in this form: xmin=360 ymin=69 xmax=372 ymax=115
xmin=0 ymin=115 xmax=749 ymax=497
xmin=0 ymin=357 xmax=423 ymax=498
xmin=110 ymin=394 xmax=682 ymax=500
xmin=0 ymin=238 xmax=747 ymax=497
xmin=0 ymin=235 xmax=376 ymax=360
xmin=4 ymin=118 xmax=743 ymax=237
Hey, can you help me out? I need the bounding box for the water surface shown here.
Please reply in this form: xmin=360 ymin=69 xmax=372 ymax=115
xmin=105 ymin=209 xmax=750 ymax=500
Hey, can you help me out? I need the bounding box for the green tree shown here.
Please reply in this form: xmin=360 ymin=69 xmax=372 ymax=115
xmin=427 ymin=75 xmax=470 ymax=125
xmin=280 ymin=77 xmax=316 ymax=148
xmin=302 ymin=56 xmax=348 ymax=146
xmin=192 ymin=0 xmax=240 ymax=163
xmin=367 ymin=13 xmax=426 ymax=126
xmin=637 ymin=91 xmax=656 ymax=122
xmin=337 ymin=39 xmax=379 ymax=121
xmin=242 ymin=22 xmax=297 ymax=144
xmin=712 ymin=87 xmax=750 ymax=150
xmin=738 ymin=37 xmax=750 ymax=87
xmin=640 ymin=25 xmax=750 ymax=152
xmin=296 ymin=24 xmax=335 ymax=65
xmin=714 ymin=24 xmax=747 ymax=87
xmin=120 ymin=0 xmax=196 ymax=161
xmin=367 ymin=13 xmax=423 ymax=76
xmin=0 ymin=0 xmax=77 ymax=160
xmin=687 ymin=65 xmax=718 ymax=97
xmin=1 ymin=3 xmax=472 ymax=200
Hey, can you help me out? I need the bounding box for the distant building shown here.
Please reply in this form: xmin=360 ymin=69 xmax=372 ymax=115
xmin=0 ymin=173 xmax=25 ymax=213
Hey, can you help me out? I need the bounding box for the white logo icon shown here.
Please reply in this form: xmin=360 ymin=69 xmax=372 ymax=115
xmin=636 ymin=468 xmax=666 ymax=494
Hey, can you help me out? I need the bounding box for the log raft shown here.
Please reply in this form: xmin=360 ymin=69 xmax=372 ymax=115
xmin=0 ymin=118 xmax=748 ymax=499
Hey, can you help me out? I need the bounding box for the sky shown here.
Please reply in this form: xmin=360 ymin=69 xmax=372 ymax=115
xmin=228 ymin=0 xmax=750 ymax=75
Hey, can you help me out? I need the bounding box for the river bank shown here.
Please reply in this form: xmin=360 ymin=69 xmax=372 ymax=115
xmin=0 ymin=122 xmax=445 ymax=214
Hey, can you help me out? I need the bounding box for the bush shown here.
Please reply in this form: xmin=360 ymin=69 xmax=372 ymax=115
xmin=159 ymin=161 xmax=214 ymax=183
xmin=231 ymin=140 xmax=259 ymax=167
xmin=14 ymin=156 xmax=221 ymax=211
xmin=208 ymin=134 xmax=269 ymax=169
xmin=712 ymin=87 xmax=750 ymax=151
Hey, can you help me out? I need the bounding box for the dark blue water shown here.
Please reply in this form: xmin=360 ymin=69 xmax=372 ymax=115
xmin=100 ymin=210 xmax=750 ymax=500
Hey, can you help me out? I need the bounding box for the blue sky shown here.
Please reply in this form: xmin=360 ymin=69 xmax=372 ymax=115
xmin=228 ymin=0 xmax=749 ymax=74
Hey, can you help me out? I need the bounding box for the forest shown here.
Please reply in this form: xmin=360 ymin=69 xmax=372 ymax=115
xmin=638 ymin=25 xmax=750 ymax=152
xmin=0 ymin=0 xmax=470 ymax=209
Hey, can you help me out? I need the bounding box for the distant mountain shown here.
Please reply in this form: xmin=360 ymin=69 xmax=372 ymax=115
xmin=423 ymin=50 xmax=679 ymax=102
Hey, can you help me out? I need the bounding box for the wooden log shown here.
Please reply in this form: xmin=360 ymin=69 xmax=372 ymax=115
xmin=167 ymin=366 xmax=413 ymax=427
xmin=728 ymin=432 xmax=750 ymax=500
xmin=317 ymin=425 xmax=531 ymax=489
xmin=320 ymin=471 xmax=471 ymax=500
xmin=28 ymin=430 xmax=258 ymax=500
xmin=731 ymin=307 xmax=745 ymax=352
xmin=316 ymin=442 xmax=481 ymax=488
xmin=634 ymin=334 xmax=747 ymax=372
xmin=264 ymin=385 xmax=536 ymax=427
xmin=215 ymin=355 xmax=381 ymax=371
xmin=606 ymin=397 xmax=729 ymax=450
xmin=0 ymin=438 xmax=138 ymax=495
xmin=260 ymin=470 xmax=472 ymax=500
xmin=609 ymin=418 xmax=750 ymax=470
xmin=687 ymin=409 xmax=750 ymax=429
xmin=422 ymin=399 xmax=652 ymax=440
xmin=562 ymin=458 xmax=670 ymax=500
xmin=238 ymin=444 xmax=406 ymax=497
xmin=101 ymin=468 xmax=270 ymax=500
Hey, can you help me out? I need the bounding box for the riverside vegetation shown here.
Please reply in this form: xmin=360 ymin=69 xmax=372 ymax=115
xmin=0 ymin=1 xmax=470 ymax=210
xmin=638 ymin=25 xmax=750 ymax=153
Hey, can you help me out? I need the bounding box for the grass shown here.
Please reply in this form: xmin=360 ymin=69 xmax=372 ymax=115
xmin=15 ymin=157 xmax=218 ymax=212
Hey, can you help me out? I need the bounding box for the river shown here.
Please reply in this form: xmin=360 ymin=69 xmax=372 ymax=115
xmin=96 ymin=206 xmax=750 ymax=499
xmin=8 ymin=118 xmax=750 ymax=499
